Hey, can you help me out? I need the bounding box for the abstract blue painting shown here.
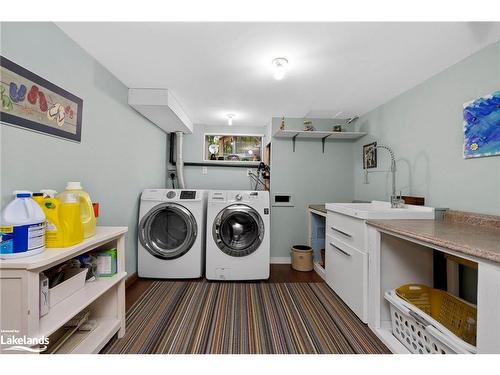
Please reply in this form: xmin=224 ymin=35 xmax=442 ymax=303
xmin=463 ymin=90 xmax=500 ymax=159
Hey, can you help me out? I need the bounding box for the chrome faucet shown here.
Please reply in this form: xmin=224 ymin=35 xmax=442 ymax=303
xmin=363 ymin=144 xmax=404 ymax=208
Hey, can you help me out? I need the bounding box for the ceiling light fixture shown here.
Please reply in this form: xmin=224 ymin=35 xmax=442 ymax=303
xmin=226 ymin=113 xmax=235 ymax=126
xmin=272 ymin=57 xmax=288 ymax=80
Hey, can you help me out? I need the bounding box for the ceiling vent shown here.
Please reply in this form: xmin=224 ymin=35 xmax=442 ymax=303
xmin=128 ymin=88 xmax=193 ymax=134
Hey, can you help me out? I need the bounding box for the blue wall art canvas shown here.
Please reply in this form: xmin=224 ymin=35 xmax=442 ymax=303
xmin=463 ymin=90 xmax=500 ymax=159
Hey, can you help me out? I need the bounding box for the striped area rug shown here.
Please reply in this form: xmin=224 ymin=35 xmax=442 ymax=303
xmin=102 ymin=281 xmax=390 ymax=354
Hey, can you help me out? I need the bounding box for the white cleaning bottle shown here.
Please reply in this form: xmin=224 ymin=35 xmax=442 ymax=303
xmin=1 ymin=192 xmax=46 ymax=258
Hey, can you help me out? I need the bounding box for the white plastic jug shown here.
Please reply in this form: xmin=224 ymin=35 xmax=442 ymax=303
xmin=1 ymin=192 xmax=46 ymax=258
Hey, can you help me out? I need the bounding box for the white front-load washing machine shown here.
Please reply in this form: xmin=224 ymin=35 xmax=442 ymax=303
xmin=206 ymin=190 xmax=270 ymax=280
xmin=138 ymin=189 xmax=207 ymax=278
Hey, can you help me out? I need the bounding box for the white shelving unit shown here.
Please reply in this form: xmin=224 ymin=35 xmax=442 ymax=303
xmin=367 ymin=224 xmax=500 ymax=354
xmin=39 ymin=272 xmax=127 ymax=338
xmin=308 ymin=205 xmax=326 ymax=280
xmin=274 ymin=129 xmax=367 ymax=152
xmin=0 ymin=226 xmax=128 ymax=354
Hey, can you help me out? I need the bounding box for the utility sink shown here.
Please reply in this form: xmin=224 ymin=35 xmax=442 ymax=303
xmin=325 ymin=200 xmax=435 ymax=220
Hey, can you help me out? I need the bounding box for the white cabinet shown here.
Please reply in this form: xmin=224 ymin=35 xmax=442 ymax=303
xmin=325 ymin=211 xmax=369 ymax=322
xmin=325 ymin=201 xmax=434 ymax=324
xmin=327 ymin=211 xmax=366 ymax=250
xmin=325 ymin=235 xmax=368 ymax=320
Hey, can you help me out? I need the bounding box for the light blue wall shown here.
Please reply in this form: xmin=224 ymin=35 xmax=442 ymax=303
xmin=353 ymin=41 xmax=500 ymax=215
xmin=270 ymin=118 xmax=355 ymax=259
xmin=179 ymin=124 xmax=269 ymax=190
xmin=351 ymin=41 xmax=499 ymax=301
xmin=2 ymin=23 xmax=497 ymax=275
xmin=180 ymin=120 xmax=356 ymax=260
xmin=0 ymin=22 xmax=167 ymax=274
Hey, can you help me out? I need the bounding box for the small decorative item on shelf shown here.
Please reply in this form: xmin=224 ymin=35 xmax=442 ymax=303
xmin=280 ymin=116 xmax=285 ymax=130
xmin=303 ymin=120 xmax=315 ymax=131
xmin=333 ymin=125 xmax=342 ymax=132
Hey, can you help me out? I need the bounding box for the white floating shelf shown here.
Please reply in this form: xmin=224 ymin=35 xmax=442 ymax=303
xmin=274 ymin=129 xmax=367 ymax=139
xmin=273 ymin=129 xmax=367 ymax=152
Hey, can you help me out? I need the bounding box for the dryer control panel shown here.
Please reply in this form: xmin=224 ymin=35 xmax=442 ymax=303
xmin=209 ymin=191 xmax=227 ymax=202
xmin=209 ymin=191 xmax=264 ymax=203
xmin=141 ymin=189 xmax=204 ymax=201
xmin=180 ymin=191 xmax=197 ymax=199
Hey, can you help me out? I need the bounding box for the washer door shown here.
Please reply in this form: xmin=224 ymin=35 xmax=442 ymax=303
xmin=139 ymin=203 xmax=197 ymax=260
xmin=213 ymin=204 xmax=265 ymax=257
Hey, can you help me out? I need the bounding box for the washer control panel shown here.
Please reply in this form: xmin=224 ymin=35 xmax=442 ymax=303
xmin=166 ymin=191 xmax=176 ymax=199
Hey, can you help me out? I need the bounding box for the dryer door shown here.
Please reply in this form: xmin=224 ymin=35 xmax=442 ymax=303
xmin=139 ymin=203 xmax=198 ymax=260
xmin=213 ymin=204 xmax=265 ymax=257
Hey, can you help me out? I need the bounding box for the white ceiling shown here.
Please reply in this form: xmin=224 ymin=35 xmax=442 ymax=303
xmin=57 ymin=22 xmax=500 ymax=127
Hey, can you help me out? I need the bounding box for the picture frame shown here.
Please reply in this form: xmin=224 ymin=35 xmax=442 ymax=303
xmin=463 ymin=90 xmax=500 ymax=159
xmin=363 ymin=142 xmax=377 ymax=169
xmin=0 ymin=56 xmax=83 ymax=142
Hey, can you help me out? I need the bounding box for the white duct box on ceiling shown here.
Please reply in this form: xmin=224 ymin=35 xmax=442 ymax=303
xmin=128 ymin=88 xmax=193 ymax=134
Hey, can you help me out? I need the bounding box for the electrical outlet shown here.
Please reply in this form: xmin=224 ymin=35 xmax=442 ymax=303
xmin=202 ymin=167 xmax=208 ymax=175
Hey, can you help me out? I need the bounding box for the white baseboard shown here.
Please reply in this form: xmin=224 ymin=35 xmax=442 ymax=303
xmin=270 ymin=257 xmax=291 ymax=264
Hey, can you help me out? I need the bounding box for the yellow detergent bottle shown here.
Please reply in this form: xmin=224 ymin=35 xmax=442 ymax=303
xmin=32 ymin=192 xmax=45 ymax=206
xmin=58 ymin=191 xmax=84 ymax=246
xmin=59 ymin=182 xmax=96 ymax=239
xmin=33 ymin=190 xmax=65 ymax=248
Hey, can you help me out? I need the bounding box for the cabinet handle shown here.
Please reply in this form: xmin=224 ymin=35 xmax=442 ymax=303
xmin=331 ymin=226 xmax=352 ymax=238
xmin=329 ymin=242 xmax=351 ymax=257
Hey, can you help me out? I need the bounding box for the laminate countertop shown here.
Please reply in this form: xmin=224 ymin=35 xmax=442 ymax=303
xmin=367 ymin=215 xmax=500 ymax=264
xmin=308 ymin=204 xmax=327 ymax=214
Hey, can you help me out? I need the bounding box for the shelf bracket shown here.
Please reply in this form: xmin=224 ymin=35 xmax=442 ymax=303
xmin=292 ymin=133 xmax=298 ymax=152
xmin=321 ymin=134 xmax=331 ymax=153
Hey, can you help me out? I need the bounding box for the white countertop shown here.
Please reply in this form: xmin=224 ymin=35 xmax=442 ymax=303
xmin=325 ymin=200 xmax=434 ymax=220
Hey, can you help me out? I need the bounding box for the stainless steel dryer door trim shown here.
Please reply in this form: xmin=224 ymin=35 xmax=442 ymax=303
xmin=139 ymin=202 xmax=198 ymax=260
xmin=212 ymin=204 xmax=265 ymax=257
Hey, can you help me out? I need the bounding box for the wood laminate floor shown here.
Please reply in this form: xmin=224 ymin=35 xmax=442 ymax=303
xmin=126 ymin=264 xmax=323 ymax=310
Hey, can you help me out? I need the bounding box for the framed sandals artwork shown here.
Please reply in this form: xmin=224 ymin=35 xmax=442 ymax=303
xmin=0 ymin=56 xmax=83 ymax=142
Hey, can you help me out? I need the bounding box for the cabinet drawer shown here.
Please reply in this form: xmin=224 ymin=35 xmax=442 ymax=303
xmin=326 ymin=211 xmax=366 ymax=251
xmin=325 ymin=235 xmax=368 ymax=322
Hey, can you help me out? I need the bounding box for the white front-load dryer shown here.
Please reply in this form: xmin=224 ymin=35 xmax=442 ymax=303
xmin=206 ymin=190 xmax=270 ymax=280
xmin=138 ymin=189 xmax=207 ymax=278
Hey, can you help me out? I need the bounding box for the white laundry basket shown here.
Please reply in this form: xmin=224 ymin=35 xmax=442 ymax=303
xmin=385 ymin=290 xmax=476 ymax=354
